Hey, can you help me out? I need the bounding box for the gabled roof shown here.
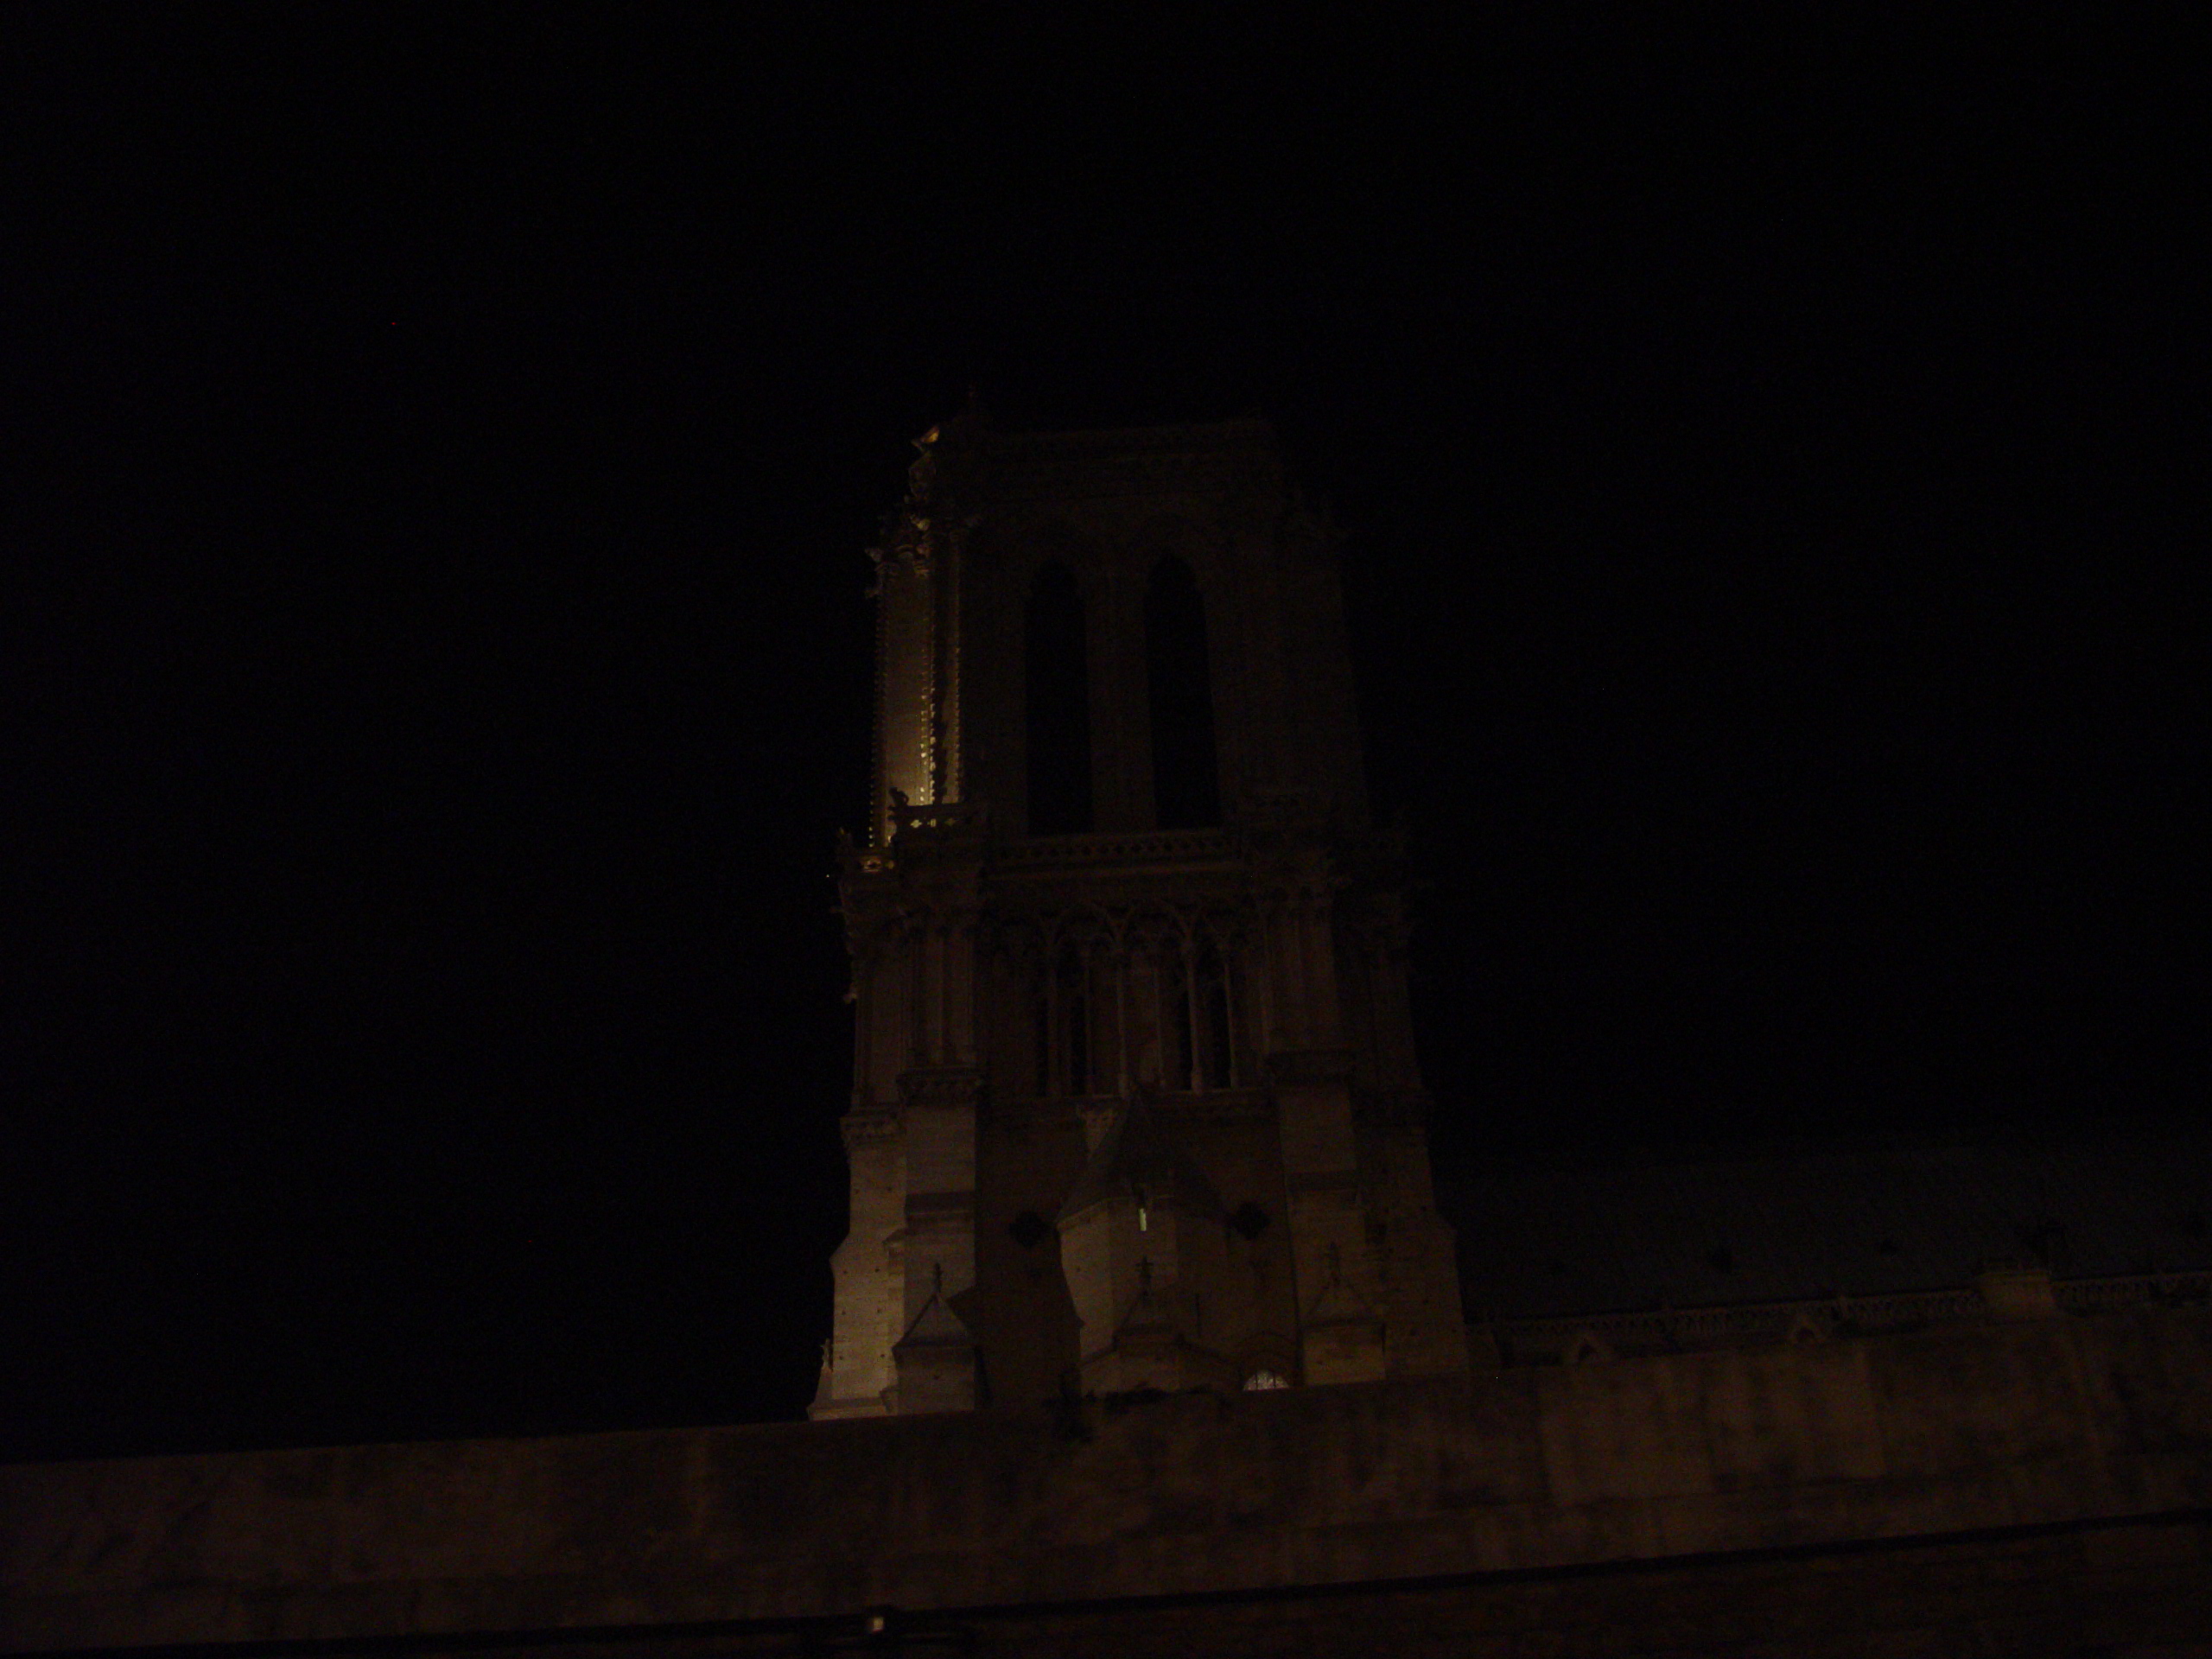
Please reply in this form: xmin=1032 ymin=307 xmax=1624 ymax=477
xmin=1058 ymin=1097 xmax=1226 ymax=1226
xmin=894 ymin=1281 xmax=976 ymax=1351
xmin=1304 ymin=1241 xmax=1382 ymax=1329
xmin=1304 ymin=1279 xmax=1382 ymax=1329
xmin=1114 ymin=1261 xmax=1179 ymax=1339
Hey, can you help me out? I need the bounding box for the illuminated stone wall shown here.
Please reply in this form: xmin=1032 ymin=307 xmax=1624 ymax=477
xmin=816 ymin=422 xmax=1466 ymax=1417
xmin=8 ymin=1309 xmax=2212 ymax=1655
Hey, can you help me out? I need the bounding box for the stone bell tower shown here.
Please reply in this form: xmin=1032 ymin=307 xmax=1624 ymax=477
xmin=810 ymin=416 xmax=1466 ymax=1418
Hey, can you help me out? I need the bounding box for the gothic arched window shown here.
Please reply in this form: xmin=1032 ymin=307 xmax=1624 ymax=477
xmin=1147 ymin=931 xmax=1229 ymax=1092
xmin=1054 ymin=939 xmax=1093 ymax=1096
xmin=1025 ymin=562 xmax=1093 ymax=835
xmin=1143 ymin=555 xmax=1221 ymax=829
xmin=1195 ymin=931 xmax=1235 ymax=1089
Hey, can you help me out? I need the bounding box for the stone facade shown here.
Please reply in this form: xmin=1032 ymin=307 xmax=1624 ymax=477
xmin=9 ymin=1310 xmax=2212 ymax=1656
xmin=7 ymin=419 xmax=2212 ymax=1653
xmin=812 ymin=419 xmax=1467 ymax=1416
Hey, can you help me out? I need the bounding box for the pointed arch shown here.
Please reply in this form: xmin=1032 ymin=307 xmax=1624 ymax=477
xmin=1025 ymin=561 xmax=1093 ymax=834
xmin=1053 ymin=936 xmax=1095 ymax=1096
xmin=1143 ymin=555 xmax=1221 ymax=828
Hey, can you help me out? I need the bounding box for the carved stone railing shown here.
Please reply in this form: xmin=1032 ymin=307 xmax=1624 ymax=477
xmin=991 ymin=828 xmax=1241 ymax=874
xmin=844 ymin=802 xmax=989 ymax=871
xmin=2054 ymin=1268 xmax=2212 ymax=1312
xmin=1485 ymin=1268 xmax=2212 ymax=1365
xmin=993 ymin=1088 xmax=1271 ymax=1120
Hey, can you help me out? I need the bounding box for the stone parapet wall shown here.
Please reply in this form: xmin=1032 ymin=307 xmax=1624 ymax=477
xmin=1491 ymin=1267 xmax=2212 ymax=1363
xmin=5 ymin=1308 xmax=2211 ymax=1652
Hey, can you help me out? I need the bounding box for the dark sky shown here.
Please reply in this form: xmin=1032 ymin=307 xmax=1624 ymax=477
xmin=4 ymin=12 xmax=2203 ymax=1459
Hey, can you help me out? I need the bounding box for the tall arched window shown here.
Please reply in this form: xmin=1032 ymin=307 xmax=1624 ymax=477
xmin=1144 ymin=556 xmax=1221 ymax=828
xmin=1025 ymin=562 xmax=1093 ymax=835
xmin=1195 ymin=932 xmax=1235 ymax=1089
xmin=1055 ymin=941 xmax=1093 ymax=1096
xmin=1154 ymin=930 xmax=1236 ymax=1094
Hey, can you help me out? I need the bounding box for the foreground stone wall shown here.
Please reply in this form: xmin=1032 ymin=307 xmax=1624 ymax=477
xmin=5 ymin=1308 xmax=2211 ymax=1655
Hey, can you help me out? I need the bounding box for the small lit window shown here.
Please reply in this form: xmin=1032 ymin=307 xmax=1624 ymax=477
xmin=1243 ymin=1369 xmax=1289 ymax=1391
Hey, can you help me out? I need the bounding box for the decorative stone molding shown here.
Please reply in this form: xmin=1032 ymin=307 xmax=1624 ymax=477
xmin=897 ymin=1067 xmax=982 ymax=1108
xmin=988 ymin=828 xmax=1242 ymax=875
xmin=903 ymin=1192 xmax=977 ymax=1226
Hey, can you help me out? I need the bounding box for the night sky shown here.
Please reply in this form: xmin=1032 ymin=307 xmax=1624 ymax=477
xmin=5 ymin=13 xmax=2202 ymax=1459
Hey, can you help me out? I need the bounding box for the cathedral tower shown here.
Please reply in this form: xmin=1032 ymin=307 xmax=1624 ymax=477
xmin=810 ymin=418 xmax=1466 ymax=1417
